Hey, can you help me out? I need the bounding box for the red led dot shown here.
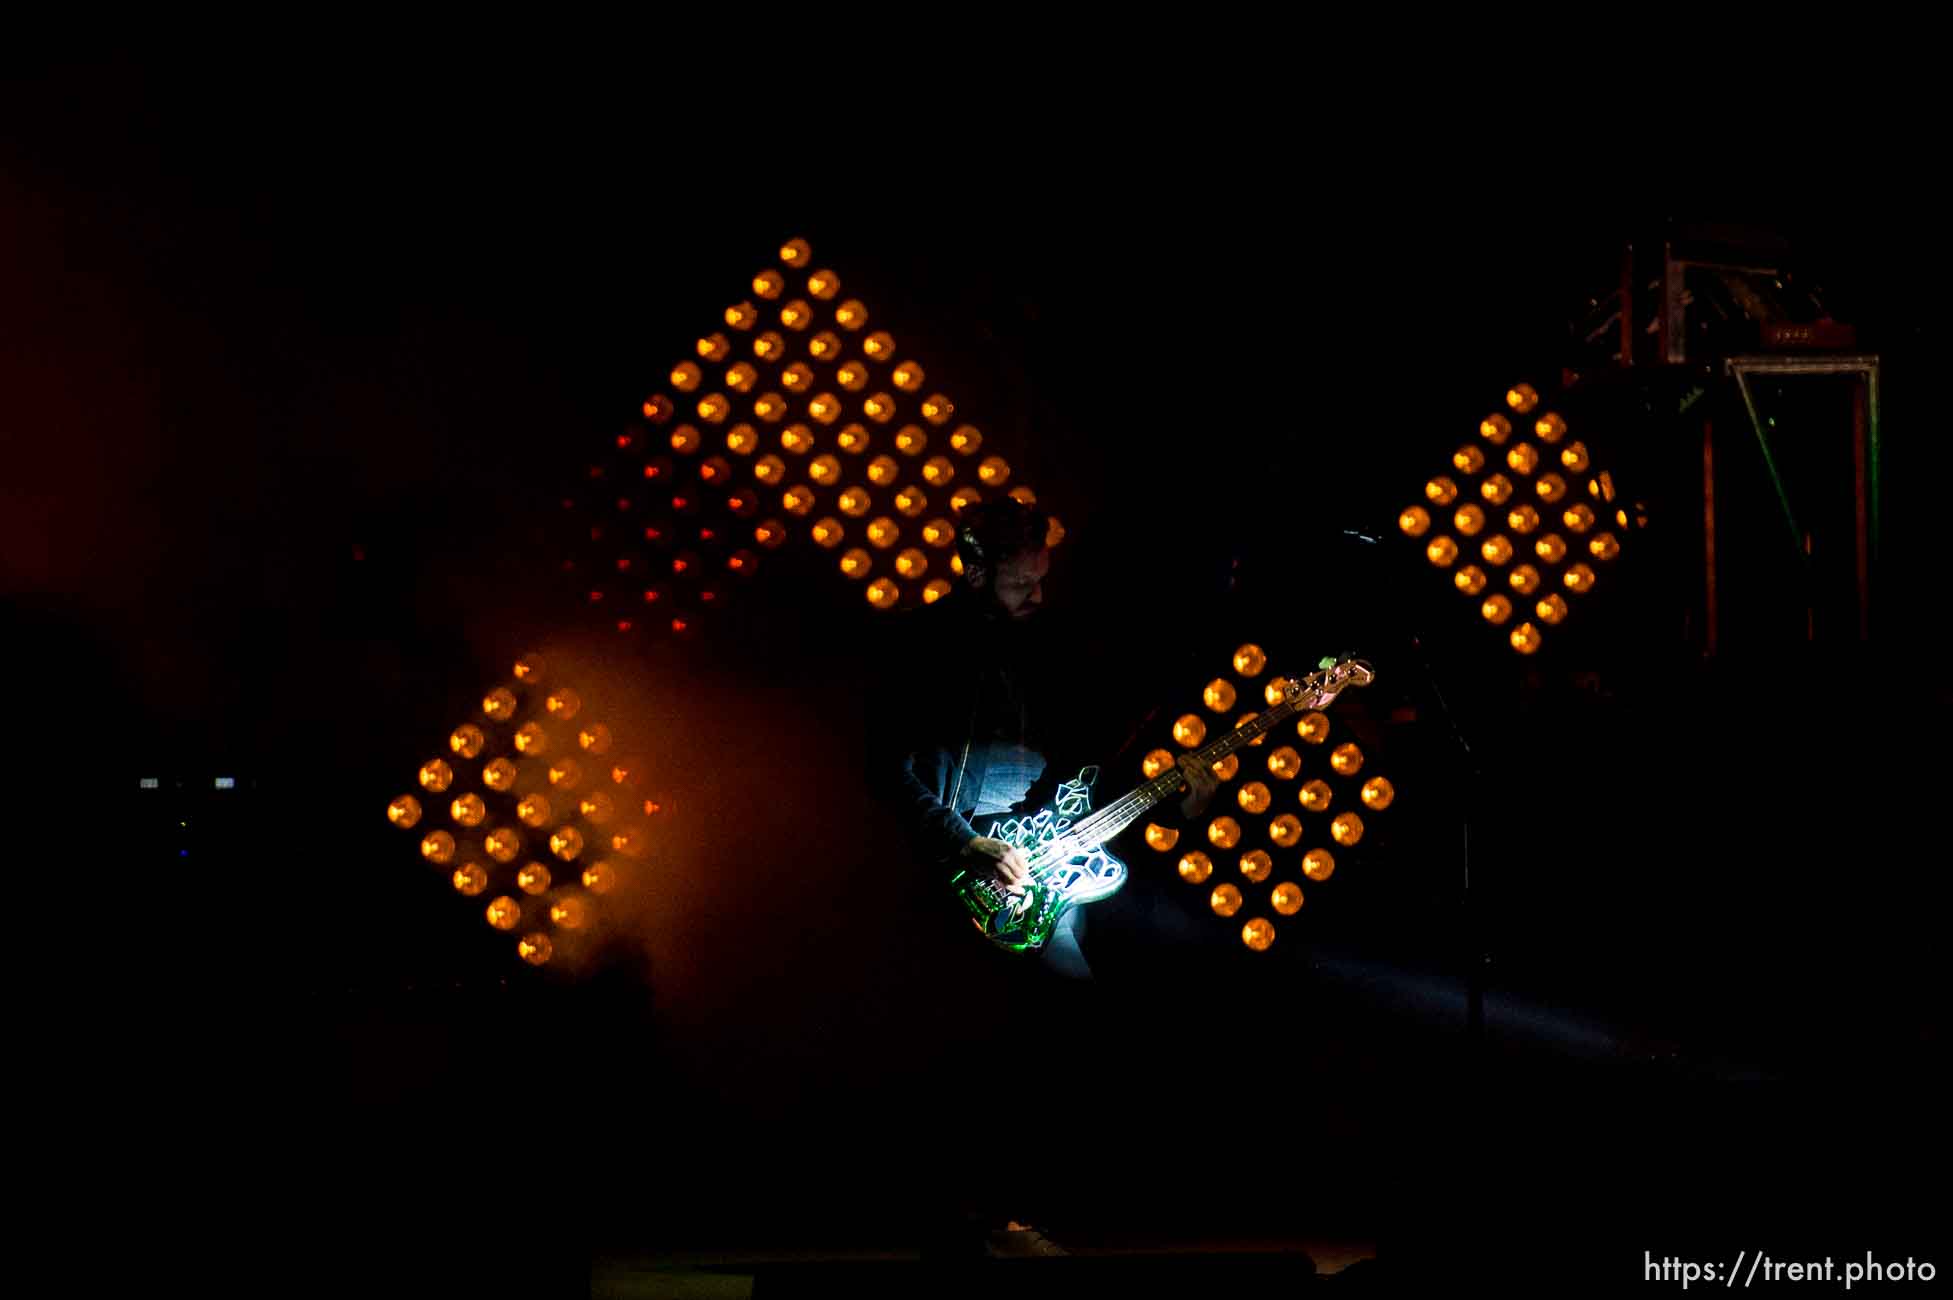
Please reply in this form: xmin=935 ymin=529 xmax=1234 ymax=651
xmin=673 ymin=559 xmax=689 ymax=574
xmin=643 ymin=464 xmax=662 ymax=479
xmin=589 ymin=527 xmax=604 ymax=542
xmin=671 ymin=619 xmax=688 ymax=633
xmin=644 ymin=800 xmax=662 ymax=815
xmin=642 ymin=589 xmax=660 ymax=602
xmin=699 ymin=527 xmax=716 ymax=541
xmin=561 ymin=498 xmax=575 ymax=511
xmin=615 ymin=558 xmax=632 ymax=572
xmin=616 ymin=620 xmax=633 ymax=632
xmin=615 ymin=498 xmax=632 ymax=512
xmin=700 ymin=590 xmax=717 ymax=602
xmin=616 ymin=433 xmax=635 ymax=450
xmin=588 ymin=465 xmax=605 ymax=480
xmin=588 ymin=590 xmax=604 ymax=603
xmin=672 ymin=496 xmax=689 ymax=510
xmin=561 ymin=560 xmax=575 ymax=572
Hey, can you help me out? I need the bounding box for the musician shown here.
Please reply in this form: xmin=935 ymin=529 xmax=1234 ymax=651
xmin=868 ymin=495 xmax=1220 ymax=978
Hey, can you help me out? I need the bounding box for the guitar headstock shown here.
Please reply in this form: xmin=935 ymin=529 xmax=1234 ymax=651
xmin=1281 ymin=655 xmax=1376 ymax=709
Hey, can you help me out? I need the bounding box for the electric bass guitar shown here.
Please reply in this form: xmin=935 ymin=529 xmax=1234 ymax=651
xmin=947 ymin=656 xmax=1375 ymax=951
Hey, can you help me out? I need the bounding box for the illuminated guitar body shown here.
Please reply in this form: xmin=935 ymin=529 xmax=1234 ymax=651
xmin=948 ymin=767 xmax=1127 ymax=952
xmin=947 ymin=657 xmax=1374 ymax=951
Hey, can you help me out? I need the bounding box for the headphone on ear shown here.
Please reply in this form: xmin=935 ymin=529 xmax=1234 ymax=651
xmin=956 ymin=524 xmax=988 ymax=589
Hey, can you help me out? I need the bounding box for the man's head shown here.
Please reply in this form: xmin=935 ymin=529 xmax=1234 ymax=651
xmin=956 ymin=498 xmax=1053 ymax=620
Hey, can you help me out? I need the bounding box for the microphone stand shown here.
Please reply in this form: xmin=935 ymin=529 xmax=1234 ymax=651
xmin=1401 ymin=628 xmax=1488 ymax=1057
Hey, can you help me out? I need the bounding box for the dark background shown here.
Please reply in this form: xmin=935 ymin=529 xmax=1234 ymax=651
xmin=8 ymin=51 xmax=1945 ymax=1287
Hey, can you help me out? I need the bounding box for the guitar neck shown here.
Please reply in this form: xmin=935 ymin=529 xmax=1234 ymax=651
xmin=1077 ymin=697 xmax=1309 ymax=848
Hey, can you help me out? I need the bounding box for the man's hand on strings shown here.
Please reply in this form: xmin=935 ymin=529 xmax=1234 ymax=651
xmin=1177 ymin=753 xmax=1220 ymax=820
xmin=962 ymin=836 xmax=1032 ymax=888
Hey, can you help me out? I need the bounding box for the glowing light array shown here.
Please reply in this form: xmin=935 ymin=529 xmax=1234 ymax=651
xmin=1141 ymin=643 xmax=1394 ymax=950
xmin=386 ymin=653 xmax=659 ymax=967
xmin=570 ymin=238 xmax=1062 ymax=633
xmin=1400 ymin=381 xmax=1631 ymax=654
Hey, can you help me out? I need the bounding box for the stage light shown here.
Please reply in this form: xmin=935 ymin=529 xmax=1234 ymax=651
xmin=1534 ymin=533 xmax=1568 ymax=564
xmin=487 ymin=896 xmax=521 ymax=931
xmin=1559 ymin=441 xmax=1590 ymax=474
xmin=1506 ymin=443 xmax=1539 ymax=476
xmin=549 ymin=897 xmax=590 ymax=931
xmin=750 ymin=518 xmax=785 ymax=550
xmin=387 ymin=795 xmax=423 ymax=829
xmin=811 ymin=517 xmax=845 ymax=548
xmin=1269 ymin=814 xmax=1302 ymax=847
xmin=578 ymin=724 xmax=612 ymax=755
xmin=1535 ymin=412 xmax=1567 ymax=443
xmin=921 ymin=394 xmax=954 ymax=425
xmin=1241 ymin=918 xmax=1276 ymax=950
xmin=577 ymin=790 xmax=616 ymax=825
xmin=515 ymin=723 xmax=549 ymax=757
xmin=755 ymin=332 xmax=787 ymax=362
xmin=752 ymin=269 xmax=784 ymax=300
xmin=810 ymin=393 xmax=843 ymax=424
xmin=1480 ymin=414 xmax=1511 ymax=444
xmin=1329 ymin=743 xmax=1363 ymax=776
xmin=1045 ymin=517 xmax=1066 ymax=548
xmin=450 ymin=793 xmax=487 ymax=828
xmin=779 ymin=238 xmax=811 ymax=266
xmin=1453 ymin=445 xmax=1486 ymax=475
xmin=1178 ymin=851 xmax=1213 ymax=883
xmin=839 ymin=487 xmax=872 ymax=517
xmin=1510 ymin=622 xmax=1543 ymax=654
xmin=1267 ymin=746 xmax=1301 ymax=779
xmin=837 ymin=424 xmax=870 ymax=454
xmin=1507 ymin=504 xmax=1540 ymax=534
xmin=1480 ymin=474 xmax=1514 ymax=506
xmin=1509 ymin=564 xmax=1541 ymax=595
xmin=1563 ymin=504 xmax=1596 ymax=533
xmin=1211 ymin=755 xmax=1239 ymax=781
xmin=548 ymin=822 xmax=586 ymax=859
xmin=893 ymin=426 xmax=928 ymax=457
xmin=486 ymin=828 xmax=522 ymax=863
xmin=582 ymin=861 xmax=617 ymax=894
xmin=1425 ymin=536 xmax=1459 ymax=567
xmin=1359 ymin=776 xmax=1395 ymax=811
xmin=1238 ymin=782 xmax=1272 ymax=815
xmin=483 ymin=688 xmax=518 ymax=722
xmin=1232 ymin=644 xmax=1266 ymax=676
xmin=1207 ymin=817 xmax=1241 ymax=849
xmin=1146 ymin=823 xmax=1180 ymax=852
xmin=893 ymin=486 xmax=927 ymax=517
xmin=895 ymin=548 xmax=928 ymax=578
xmin=1302 ymin=848 xmax=1335 ymax=881
xmin=1481 ymin=594 xmax=1514 ymax=624
xmin=1142 ymin=749 xmax=1175 ymax=779
xmin=1210 ymin=883 xmax=1243 ymax=917
xmin=479 ymin=758 xmax=516 ymax=793
xmin=1454 ymin=565 xmax=1488 ymax=596
xmin=781 ymin=364 xmax=815 ymax=395
xmin=835 ymin=299 xmax=867 ymax=330
xmin=892 ymin=362 xmax=924 ymax=392
xmin=1480 ymin=535 xmax=1514 ymax=566
xmin=837 ymin=362 xmax=868 ymax=392
xmin=1536 ymin=473 xmax=1568 ymax=504
xmin=950 ymin=425 xmax=982 ymax=455
xmin=546 ymin=758 xmax=582 ymax=790
xmin=864 ymin=331 xmax=896 ymax=360
xmin=697 ymin=333 xmax=730 ymax=362
xmin=1261 ymin=678 xmax=1292 ymax=708
xmin=1425 ymin=476 xmax=1459 ymax=506
xmin=518 ymin=862 xmax=552 ymax=895
xmin=922 ymin=579 xmax=952 ymax=603
xmin=1563 ymin=563 xmax=1597 ymax=593
xmin=807 ymin=269 xmax=840 ymax=300
xmin=1589 ymin=532 xmax=1620 ymax=561
xmin=1399 ymin=506 xmax=1432 ymax=537
xmin=1536 ymin=593 xmax=1569 ymax=624
xmin=421 ymin=830 xmax=456 ymax=865
xmin=921 ymin=456 xmax=956 ymax=488
xmin=1173 ymin=714 xmax=1208 ymax=747
xmin=779 ymin=486 xmax=814 ymax=516
xmin=726 ymin=425 xmax=761 ymax=457
xmin=866 ymin=578 xmax=900 ymax=609
xmin=754 ymin=455 xmax=786 ymax=486
xmin=753 ymin=393 xmax=788 ymax=423
xmin=452 ymin=863 xmax=489 ymax=897
xmin=948 ymin=487 xmax=981 ymax=513
xmin=808 ymin=330 xmax=841 ymax=361
xmin=1203 ymin=678 xmax=1237 ymax=711
xmin=864 ymin=455 xmax=898 ymax=487
xmin=862 ymin=392 xmax=894 ymax=424
xmin=779 ymin=299 xmax=812 ymax=331
xmin=1239 ymin=848 xmax=1272 ymax=882
xmin=801 ymin=452 xmax=839 ymax=484
xmin=1296 ymin=711 xmax=1329 ymax=744
xmin=518 ymin=934 xmax=553 ymax=965
xmin=1330 ymin=812 xmax=1365 ymax=846
xmin=839 ymin=548 xmax=872 ymax=579
xmin=418 ymin=760 xmax=453 ymax=794
xmin=724 ymin=302 xmax=758 ymax=331
xmin=516 ymin=793 xmax=552 ymax=828
xmin=669 ymin=361 xmax=701 ymax=392
xmin=866 ymin=517 xmax=899 ymax=548
xmin=541 ymin=689 xmax=580 ymax=723
xmin=1506 ymin=383 xmax=1539 ymax=413
xmin=1453 ymin=505 xmax=1486 ymax=536
xmin=1299 ymin=779 xmax=1332 ymax=812
xmin=1272 ymin=882 xmax=1304 ymax=915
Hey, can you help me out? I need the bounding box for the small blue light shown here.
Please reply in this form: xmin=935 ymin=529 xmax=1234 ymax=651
xmin=179 ymin=849 xmax=190 ymax=858
xmin=214 ymin=777 xmax=236 ymax=790
xmin=139 ymin=778 xmax=160 ymax=790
